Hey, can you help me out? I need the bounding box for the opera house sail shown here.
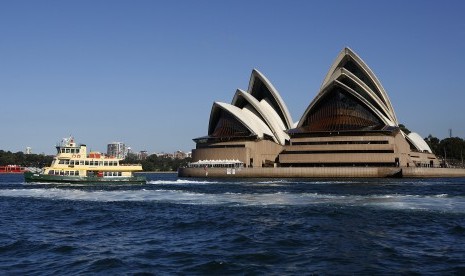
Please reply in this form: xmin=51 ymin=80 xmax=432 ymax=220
xmin=179 ymin=48 xmax=465 ymax=178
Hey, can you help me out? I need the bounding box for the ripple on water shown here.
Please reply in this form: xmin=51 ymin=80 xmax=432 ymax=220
xmin=1 ymin=175 xmax=465 ymax=274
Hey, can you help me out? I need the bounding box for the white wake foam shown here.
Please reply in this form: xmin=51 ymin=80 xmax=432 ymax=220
xmin=147 ymin=179 xmax=219 ymax=185
xmin=1 ymin=188 xmax=464 ymax=213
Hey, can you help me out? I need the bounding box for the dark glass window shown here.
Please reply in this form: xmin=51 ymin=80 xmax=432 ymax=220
xmin=338 ymin=76 xmax=389 ymax=119
xmin=211 ymin=110 xmax=252 ymax=137
xmin=301 ymin=87 xmax=384 ymax=131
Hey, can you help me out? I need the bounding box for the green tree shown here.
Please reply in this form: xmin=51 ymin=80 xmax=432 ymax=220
xmin=425 ymin=135 xmax=440 ymax=155
xmin=399 ymin=124 xmax=411 ymax=135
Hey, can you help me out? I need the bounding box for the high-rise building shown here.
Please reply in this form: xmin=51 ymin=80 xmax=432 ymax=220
xmin=107 ymin=142 xmax=127 ymax=159
xmin=25 ymin=147 xmax=32 ymax=154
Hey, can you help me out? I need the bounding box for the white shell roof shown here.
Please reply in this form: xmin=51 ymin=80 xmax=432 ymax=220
xmin=211 ymin=102 xmax=274 ymax=139
xmin=248 ymin=69 xmax=294 ymax=129
xmin=232 ymin=89 xmax=289 ymax=145
xmin=407 ymin=132 xmax=433 ymax=153
xmin=204 ymin=48 xmax=436 ymax=162
xmin=321 ymin=47 xmax=398 ymax=125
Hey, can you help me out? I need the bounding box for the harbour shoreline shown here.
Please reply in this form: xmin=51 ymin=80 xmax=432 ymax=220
xmin=178 ymin=167 xmax=465 ymax=178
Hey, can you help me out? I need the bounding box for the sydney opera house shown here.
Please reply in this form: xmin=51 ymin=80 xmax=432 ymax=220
xmin=179 ymin=48 xmax=465 ymax=178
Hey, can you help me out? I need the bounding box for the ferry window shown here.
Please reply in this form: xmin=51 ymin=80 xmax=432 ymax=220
xmin=118 ymin=172 xmax=122 ymax=176
xmin=59 ymin=160 xmax=64 ymax=164
xmin=99 ymin=161 xmax=103 ymax=166
xmin=64 ymin=171 xmax=69 ymax=175
xmin=71 ymin=149 xmax=75 ymax=153
xmin=113 ymin=161 xmax=117 ymax=166
xmin=85 ymin=161 xmax=89 ymax=165
xmin=75 ymin=171 xmax=79 ymax=176
xmin=80 ymin=161 xmax=84 ymax=165
xmin=76 ymin=149 xmax=80 ymax=153
xmin=66 ymin=149 xmax=70 ymax=153
xmin=61 ymin=149 xmax=65 ymax=153
xmin=109 ymin=162 xmax=113 ymax=166
xmin=60 ymin=171 xmax=64 ymax=175
xmin=48 ymin=170 xmax=54 ymax=175
xmin=64 ymin=160 xmax=69 ymax=165
xmin=104 ymin=161 xmax=108 ymax=166
xmin=70 ymin=171 xmax=74 ymax=176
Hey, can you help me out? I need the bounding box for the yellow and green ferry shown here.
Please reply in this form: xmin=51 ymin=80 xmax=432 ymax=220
xmin=24 ymin=137 xmax=146 ymax=184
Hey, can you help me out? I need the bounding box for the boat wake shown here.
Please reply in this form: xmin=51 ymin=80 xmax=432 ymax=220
xmin=1 ymin=188 xmax=464 ymax=213
xmin=147 ymin=179 xmax=219 ymax=185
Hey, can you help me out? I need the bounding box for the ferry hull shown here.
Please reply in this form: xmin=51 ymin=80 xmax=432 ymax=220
xmin=24 ymin=172 xmax=146 ymax=184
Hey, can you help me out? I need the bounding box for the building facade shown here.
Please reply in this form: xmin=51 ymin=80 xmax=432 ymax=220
xmin=107 ymin=142 xmax=127 ymax=159
xmin=190 ymin=48 xmax=440 ymax=170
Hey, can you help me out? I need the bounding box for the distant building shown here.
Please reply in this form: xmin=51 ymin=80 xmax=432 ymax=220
xmin=174 ymin=150 xmax=187 ymax=159
xmin=137 ymin=151 xmax=148 ymax=160
xmin=25 ymin=147 xmax=32 ymax=154
xmin=157 ymin=152 xmax=174 ymax=159
xmin=107 ymin=142 xmax=127 ymax=159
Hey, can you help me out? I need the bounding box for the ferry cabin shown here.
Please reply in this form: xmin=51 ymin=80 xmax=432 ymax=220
xmin=43 ymin=139 xmax=142 ymax=178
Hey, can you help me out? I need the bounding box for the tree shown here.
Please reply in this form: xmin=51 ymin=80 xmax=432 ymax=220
xmin=0 ymin=150 xmax=53 ymax=167
xmin=425 ymin=135 xmax=440 ymax=155
xmin=399 ymin=124 xmax=411 ymax=135
xmin=121 ymin=154 xmax=192 ymax=172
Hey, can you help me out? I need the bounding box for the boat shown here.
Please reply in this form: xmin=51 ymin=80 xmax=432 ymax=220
xmin=0 ymin=165 xmax=27 ymax=174
xmin=24 ymin=137 xmax=146 ymax=184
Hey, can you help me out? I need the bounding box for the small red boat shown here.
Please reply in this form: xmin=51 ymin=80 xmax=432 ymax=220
xmin=0 ymin=165 xmax=27 ymax=174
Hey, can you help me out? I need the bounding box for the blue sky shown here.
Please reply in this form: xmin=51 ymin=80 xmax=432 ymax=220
xmin=1 ymin=0 xmax=464 ymax=154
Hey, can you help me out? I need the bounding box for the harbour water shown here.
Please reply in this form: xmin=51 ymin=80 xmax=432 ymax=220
xmin=1 ymin=173 xmax=465 ymax=274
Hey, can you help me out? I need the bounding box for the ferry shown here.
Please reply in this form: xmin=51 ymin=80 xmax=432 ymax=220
xmin=24 ymin=137 xmax=146 ymax=184
xmin=0 ymin=165 xmax=27 ymax=174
